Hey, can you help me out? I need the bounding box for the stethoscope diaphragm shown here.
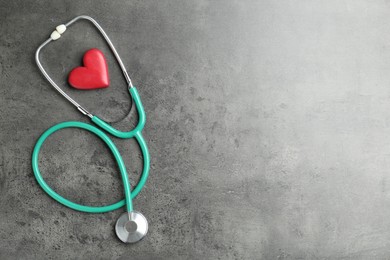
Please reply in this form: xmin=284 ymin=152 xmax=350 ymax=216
xmin=115 ymin=211 xmax=148 ymax=243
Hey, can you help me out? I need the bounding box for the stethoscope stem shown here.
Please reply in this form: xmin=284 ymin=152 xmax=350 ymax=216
xmin=121 ymin=131 xmax=150 ymax=213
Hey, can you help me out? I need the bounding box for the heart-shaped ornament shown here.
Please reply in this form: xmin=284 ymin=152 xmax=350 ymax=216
xmin=68 ymin=48 xmax=110 ymax=90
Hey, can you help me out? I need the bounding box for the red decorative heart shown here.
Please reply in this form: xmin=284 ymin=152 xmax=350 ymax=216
xmin=68 ymin=48 xmax=110 ymax=90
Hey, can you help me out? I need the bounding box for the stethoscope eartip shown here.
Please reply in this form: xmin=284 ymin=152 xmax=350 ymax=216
xmin=115 ymin=211 xmax=148 ymax=243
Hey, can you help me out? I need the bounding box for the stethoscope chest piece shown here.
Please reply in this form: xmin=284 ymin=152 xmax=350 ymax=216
xmin=115 ymin=211 xmax=148 ymax=243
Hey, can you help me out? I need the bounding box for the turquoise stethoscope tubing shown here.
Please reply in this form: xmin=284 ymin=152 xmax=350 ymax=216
xmin=32 ymin=87 xmax=149 ymax=214
xmin=34 ymin=16 xmax=151 ymax=243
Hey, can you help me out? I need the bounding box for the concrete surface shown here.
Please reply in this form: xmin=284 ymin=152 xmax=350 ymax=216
xmin=2 ymin=0 xmax=390 ymax=259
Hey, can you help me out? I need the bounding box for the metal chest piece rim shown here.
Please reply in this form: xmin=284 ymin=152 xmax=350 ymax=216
xmin=115 ymin=211 xmax=148 ymax=243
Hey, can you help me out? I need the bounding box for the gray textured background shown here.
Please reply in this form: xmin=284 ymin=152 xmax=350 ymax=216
xmin=2 ymin=0 xmax=390 ymax=259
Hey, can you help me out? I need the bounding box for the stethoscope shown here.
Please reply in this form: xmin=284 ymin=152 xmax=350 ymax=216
xmin=32 ymin=15 xmax=150 ymax=243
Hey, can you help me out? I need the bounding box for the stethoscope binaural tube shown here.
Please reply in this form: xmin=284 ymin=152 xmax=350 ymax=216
xmin=33 ymin=15 xmax=151 ymax=243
